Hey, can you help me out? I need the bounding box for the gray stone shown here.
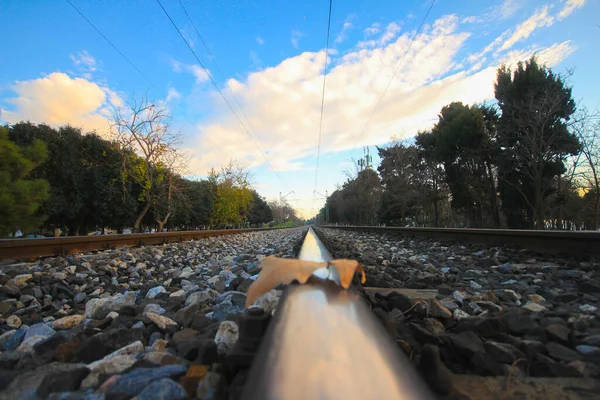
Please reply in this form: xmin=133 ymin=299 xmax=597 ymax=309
xmin=576 ymin=345 xmax=600 ymax=356
xmin=185 ymin=290 xmax=216 ymax=307
xmin=582 ymin=334 xmax=600 ymax=346
xmin=146 ymin=286 xmax=167 ymax=299
xmin=24 ymin=323 xmax=55 ymax=341
xmin=484 ymin=341 xmax=526 ymax=364
xmin=74 ymin=292 xmax=87 ymax=304
xmin=445 ymin=331 xmax=484 ymax=358
xmin=107 ymin=365 xmax=188 ymax=396
xmin=545 ymin=324 xmax=570 ymax=343
xmin=211 ymin=300 xmax=245 ymax=321
xmin=136 ymin=378 xmax=187 ymax=400
xmin=546 ymin=342 xmax=583 ymax=362
xmin=1 ymin=362 xmax=88 ymax=400
xmin=143 ymin=303 xmax=166 ymax=315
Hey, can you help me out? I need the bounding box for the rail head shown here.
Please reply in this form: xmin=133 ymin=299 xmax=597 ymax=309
xmin=240 ymin=227 xmax=434 ymax=399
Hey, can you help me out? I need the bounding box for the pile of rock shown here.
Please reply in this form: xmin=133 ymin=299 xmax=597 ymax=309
xmin=315 ymin=227 xmax=600 ymax=395
xmin=0 ymin=227 xmax=307 ymax=399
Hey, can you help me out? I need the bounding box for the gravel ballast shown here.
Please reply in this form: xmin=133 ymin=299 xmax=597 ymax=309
xmin=0 ymin=227 xmax=307 ymax=399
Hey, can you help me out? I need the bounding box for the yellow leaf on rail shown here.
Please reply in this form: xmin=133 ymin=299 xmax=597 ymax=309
xmin=245 ymin=256 xmax=366 ymax=308
xmin=329 ymin=259 xmax=366 ymax=289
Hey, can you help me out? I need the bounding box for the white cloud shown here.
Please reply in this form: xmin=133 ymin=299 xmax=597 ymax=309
xmin=166 ymin=87 xmax=181 ymax=103
xmin=335 ymin=21 xmax=354 ymax=44
xmin=497 ymin=0 xmax=522 ymax=20
xmin=256 ymin=37 xmax=264 ymax=45
xmin=462 ymin=0 xmax=522 ymax=24
xmin=171 ymin=59 xmax=211 ymax=83
xmin=498 ymin=6 xmax=555 ymax=51
xmin=558 ymin=0 xmax=586 ymax=20
xmin=358 ymin=21 xmax=403 ymax=48
xmin=250 ymin=51 xmax=261 ymax=67
xmin=186 ymin=12 xmax=576 ymax=176
xmin=1 ymin=72 xmax=120 ymax=136
xmin=364 ymin=23 xmax=381 ymax=37
xmin=69 ymin=50 xmax=97 ymax=72
xmin=291 ymin=30 xmax=303 ymax=49
xmin=380 ymin=22 xmax=401 ymax=45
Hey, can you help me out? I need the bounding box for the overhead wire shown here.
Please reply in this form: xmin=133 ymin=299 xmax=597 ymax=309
xmin=176 ymin=0 xmax=291 ymax=191
xmin=64 ymin=0 xmax=226 ymax=160
xmin=311 ymin=0 xmax=334 ymax=217
xmin=352 ymin=0 xmax=437 ymax=149
xmin=313 ymin=0 xmax=333 ymax=195
xmin=156 ymin=0 xmax=291 ymax=191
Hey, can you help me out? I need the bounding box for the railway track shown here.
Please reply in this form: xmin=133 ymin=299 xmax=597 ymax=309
xmin=2 ymin=225 xmax=598 ymax=261
xmin=0 ymin=228 xmax=285 ymax=260
xmin=1 ymin=226 xmax=598 ymax=398
xmin=321 ymin=225 xmax=600 ymax=256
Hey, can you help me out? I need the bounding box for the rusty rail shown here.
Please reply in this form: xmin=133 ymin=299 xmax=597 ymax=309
xmin=0 ymin=228 xmax=288 ymax=260
xmin=319 ymin=225 xmax=600 ymax=256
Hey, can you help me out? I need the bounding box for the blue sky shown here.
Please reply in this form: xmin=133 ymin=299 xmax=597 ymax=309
xmin=1 ymin=0 xmax=598 ymax=218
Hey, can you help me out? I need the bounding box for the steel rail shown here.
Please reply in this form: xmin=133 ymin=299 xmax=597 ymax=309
xmin=241 ymin=227 xmax=434 ymax=399
xmin=0 ymin=228 xmax=287 ymax=260
xmin=319 ymin=225 xmax=600 ymax=256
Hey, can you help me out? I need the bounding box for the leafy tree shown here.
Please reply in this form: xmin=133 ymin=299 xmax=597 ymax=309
xmin=209 ymin=161 xmax=253 ymax=227
xmin=495 ymin=57 xmax=580 ymax=228
xmin=377 ymin=141 xmax=449 ymax=227
xmin=0 ymin=126 xmax=49 ymax=236
xmin=416 ymin=103 xmax=500 ymax=227
xmin=248 ymin=191 xmax=273 ymax=226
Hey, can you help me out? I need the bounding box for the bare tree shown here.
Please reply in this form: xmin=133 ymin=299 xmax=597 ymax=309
xmin=499 ymin=82 xmax=579 ymax=229
xmin=111 ymin=95 xmax=183 ymax=232
xmin=571 ymin=108 xmax=600 ymax=229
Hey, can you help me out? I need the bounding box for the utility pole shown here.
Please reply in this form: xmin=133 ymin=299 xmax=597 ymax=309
xmin=280 ymin=191 xmax=295 ymax=202
xmin=314 ymin=190 xmax=329 ymax=225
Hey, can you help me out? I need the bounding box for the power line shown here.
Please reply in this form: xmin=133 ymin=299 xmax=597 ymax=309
xmin=313 ymin=0 xmax=333 ymax=194
xmin=311 ymin=0 xmax=333 ymax=218
xmin=176 ymin=0 xmax=290 ymax=190
xmin=65 ymin=0 xmax=160 ymax=94
xmin=352 ymin=0 xmax=437 ymax=148
xmin=64 ymin=0 xmax=226 ymax=159
xmin=156 ymin=0 xmax=291 ymax=190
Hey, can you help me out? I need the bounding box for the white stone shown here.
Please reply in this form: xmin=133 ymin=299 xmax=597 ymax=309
xmin=453 ymin=309 xmax=471 ymax=320
xmin=6 ymin=315 xmax=22 ymax=329
xmin=144 ymin=312 xmax=178 ymax=330
xmin=143 ymin=304 xmax=165 ymax=315
xmin=170 ymin=290 xmax=186 ymax=297
xmin=185 ymin=290 xmax=217 ymax=307
xmin=452 ymin=291 xmax=468 ymax=304
xmin=85 ymin=297 xmax=111 ymax=319
xmin=522 ymin=302 xmax=548 ymax=313
xmin=104 ymin=341 xmax=144 ymax=360
xmin=580 ymin=304 xmax=598 ymax=314
xmin=215 ymin=321 xmax=239 ymax=356
xmin=252 ymin=289 xmax=279 ymax=313
xmin=470 ymin=281 xmax=483 ymax=290
xmin=81 ymin=355 xmax=137 ymax=388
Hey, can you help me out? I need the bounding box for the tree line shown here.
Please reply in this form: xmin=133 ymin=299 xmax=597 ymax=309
xmin=318 ymin=58 xmax=599 ymax=230
xmin=0 ymin=97 xmax=300 ymax=237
